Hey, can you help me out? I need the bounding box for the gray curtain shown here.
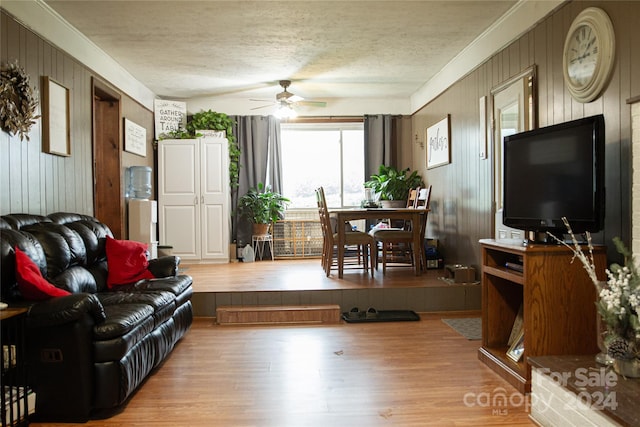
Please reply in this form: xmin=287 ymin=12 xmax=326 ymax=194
xmin=364 ymin=114 xmax=397 ymax=179
xmin=230 ymin=115 xmax=283 ymax=247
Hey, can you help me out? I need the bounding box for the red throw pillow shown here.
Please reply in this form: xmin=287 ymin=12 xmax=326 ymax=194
xmin=15 ymin=247 xmax=71 ymax=300
xmin=105 ymin=236 xmax=154 ymax=288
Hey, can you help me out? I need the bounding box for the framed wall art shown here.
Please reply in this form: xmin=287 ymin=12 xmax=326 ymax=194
xmin=42 ymin=76 xmax=71 ymax=156
xmin=426 ymin=115 xmax=450 ymax=169
xmin=124 ymin=118 xmax=147 ymax=157
xmin=507 ymin=330 xmax=525 ymax=362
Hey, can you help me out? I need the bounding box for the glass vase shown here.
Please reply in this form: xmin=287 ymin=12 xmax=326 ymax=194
xmin=595 ymin=314 xmax=613 ymax=366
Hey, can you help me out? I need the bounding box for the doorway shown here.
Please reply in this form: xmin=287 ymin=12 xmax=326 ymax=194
xmin=92 ymin=78 xmax=123 ymax=238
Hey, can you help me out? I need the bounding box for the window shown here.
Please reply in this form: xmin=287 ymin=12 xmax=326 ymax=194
xmin=281 ymin=122 xmax=364 ymax=209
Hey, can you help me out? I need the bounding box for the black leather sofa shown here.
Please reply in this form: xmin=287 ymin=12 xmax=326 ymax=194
xmin=0 ymin=213 xmax=193 ymax=422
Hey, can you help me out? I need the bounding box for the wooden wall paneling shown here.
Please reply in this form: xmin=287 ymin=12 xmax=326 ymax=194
xmin=620 ymin=1 xmax=638 ymax=243
xmin=551 ymin=9 xmax=566 ymax=125
xmin=6 ymin=17 xmax=23 ymax=213
xmin=72 ymin=61 xmax=85 ymax=213
xmin=24 ymin=29 xmax=40 ymax=214
xmin=0 ymin=13 xmax=8 ymax=212
xmin=563 ymin=2 xmax=580 ymax=121
xmin=81 ymin=67 xmax=93 ymax=214
xmin=42 ymin=42 xmax=55 ymax=213
xmin=533 ymin=18 xmax=548 ymax=127
xmin=412 ymin=1 xmax=636 ymax=268
xmin=507 ymin=39 xmax=520 ymax=78
xmin=121 ymin=94 xmax=154 ymax=238
xmin=1 ymin=10 xmax=155 ymax=219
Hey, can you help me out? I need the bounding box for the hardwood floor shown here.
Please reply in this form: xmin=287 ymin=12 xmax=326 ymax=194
xmin=31 ymin=316 xmax=535 ymax=426
xmin=182 ymin=258 xmax=457 ymax=293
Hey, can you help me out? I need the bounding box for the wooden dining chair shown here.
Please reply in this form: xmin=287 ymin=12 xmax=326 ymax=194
xmin=315 ymin=187 xmax=375 ymax=277
xmin=372 ymin=185 xmax=432 ymax=274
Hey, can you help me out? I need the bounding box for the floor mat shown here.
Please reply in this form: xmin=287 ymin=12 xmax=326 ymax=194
xmin=442 ymin=317 xmax=482 ymax=340
xmin=342 ymin=309 xmax=420 ymax=323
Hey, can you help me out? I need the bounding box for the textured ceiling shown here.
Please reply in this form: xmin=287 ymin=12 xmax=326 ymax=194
xmin=44 ymin=0 xmax=516 ymax=105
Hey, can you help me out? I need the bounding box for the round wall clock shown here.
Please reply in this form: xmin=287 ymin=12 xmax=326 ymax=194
xmin=562 ymin=7 xmax=615 ymax=103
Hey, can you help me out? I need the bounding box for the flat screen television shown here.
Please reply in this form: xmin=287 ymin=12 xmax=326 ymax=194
xmin=502 ymin=114 xmax=605 ymax=241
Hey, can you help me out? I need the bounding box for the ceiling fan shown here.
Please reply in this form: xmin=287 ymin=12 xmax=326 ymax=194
xmin=250 ymin=80 xmax=327 ymax=115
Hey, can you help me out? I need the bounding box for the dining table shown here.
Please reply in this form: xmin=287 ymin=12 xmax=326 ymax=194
xmin=328 ymin=207 xmax=430 ymax=278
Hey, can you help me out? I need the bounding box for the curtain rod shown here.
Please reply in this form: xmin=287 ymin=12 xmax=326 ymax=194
xmin=284 ymin=114 xmax=404 ymax=123
xmin=285 ymin=116 xmax=364 ymax=123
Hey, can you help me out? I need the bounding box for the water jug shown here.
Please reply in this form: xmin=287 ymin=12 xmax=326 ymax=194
xmin=128 ymin=166 xmax=152 ymax=199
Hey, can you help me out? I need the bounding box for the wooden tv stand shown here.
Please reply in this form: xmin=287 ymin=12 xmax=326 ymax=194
xmin=478 ymin=239 xmax=606 ymax=393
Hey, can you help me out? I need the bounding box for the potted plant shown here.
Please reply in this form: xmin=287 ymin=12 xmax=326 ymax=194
xmin=237 ymin=183 xmax=290 ymax=235
xmin=364 ymin=165 xmax=424 ymax=207
xmin=185 ymin=110 xmax=240 ymax=192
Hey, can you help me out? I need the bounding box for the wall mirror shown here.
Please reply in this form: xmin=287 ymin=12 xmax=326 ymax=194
xmin=490 ymin=66 xmax=537 ymax=242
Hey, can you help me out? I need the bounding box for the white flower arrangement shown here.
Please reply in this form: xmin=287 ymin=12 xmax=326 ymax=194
xmin=548 ymin=217 xmax=640 ymax=360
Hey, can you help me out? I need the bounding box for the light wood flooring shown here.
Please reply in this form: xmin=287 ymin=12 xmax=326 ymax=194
xmin=182 ymin=258 xmax=458 ymax=293
xmin=31 ymin=316 xmax=534 ymax=427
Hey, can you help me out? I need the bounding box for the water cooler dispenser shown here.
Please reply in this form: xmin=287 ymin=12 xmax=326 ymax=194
xmin=127 ymin=166 xmax=158 ymax=258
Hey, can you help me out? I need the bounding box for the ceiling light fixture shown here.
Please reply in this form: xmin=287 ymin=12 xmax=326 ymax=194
xmin=274 ymin=103 xmax=297 ymax=120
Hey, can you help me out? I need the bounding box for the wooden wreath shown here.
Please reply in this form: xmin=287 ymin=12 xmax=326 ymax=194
xmin=0 ymin=61 xmax=39 ymax=141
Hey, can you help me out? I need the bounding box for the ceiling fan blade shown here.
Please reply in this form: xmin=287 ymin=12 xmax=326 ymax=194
xmin=288 ymin=95 xmax=304 ymax=103
xmin=250 ymin=104 xmax=274 ymax=110
xmin=296 ymin=100 xmax=327 ymax=108
xmin=250 ymin=99 xmax=275 ymax=103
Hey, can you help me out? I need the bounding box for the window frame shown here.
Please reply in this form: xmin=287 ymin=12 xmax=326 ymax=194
xmin=280 ymin=121 xmax=365 ymax=210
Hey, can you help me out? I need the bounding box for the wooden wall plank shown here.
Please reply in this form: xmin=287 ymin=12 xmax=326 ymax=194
xmin=413 ymin=0 xmax=635 ymax=265
xmin=1 ymin=10 xmax=153 ymax=226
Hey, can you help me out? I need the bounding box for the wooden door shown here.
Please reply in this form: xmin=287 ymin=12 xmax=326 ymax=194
xmin=92 ymin=81 xmax=123 ymax=238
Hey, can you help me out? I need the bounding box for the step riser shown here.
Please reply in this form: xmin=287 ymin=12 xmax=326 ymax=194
xmin=216 ymin=304 xmax=341 ymax=325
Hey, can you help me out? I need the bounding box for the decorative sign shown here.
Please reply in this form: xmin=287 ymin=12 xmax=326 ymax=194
xmin=154 ymin=99 xmax=186 ymax=138
xmin=198 ymin=129 xmax=226 ymax=139
xmin=124 ymin=118 xmax=147 ymax=157
xmin=426 ymin=115 xmax=451 ymax=169
xmin=42 ymin=76 xmax=71 ymax=156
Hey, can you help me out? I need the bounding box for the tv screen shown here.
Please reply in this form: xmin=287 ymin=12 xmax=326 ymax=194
xmin=502 ymin=114 xmax=605 ymax=237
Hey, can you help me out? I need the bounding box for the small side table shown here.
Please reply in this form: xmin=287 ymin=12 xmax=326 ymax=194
xmin=252 ymin=234 xmax=274 ymax=261
xmin=1 ymin=307 xmax=31 ymax=426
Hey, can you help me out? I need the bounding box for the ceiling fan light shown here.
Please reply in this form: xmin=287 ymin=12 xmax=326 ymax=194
xmin=275 ymin=104 xmax=297 ymax=119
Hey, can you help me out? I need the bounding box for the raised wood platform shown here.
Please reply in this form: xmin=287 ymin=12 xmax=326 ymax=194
xmin=186 ymin=259 xmax=481 ymax=317
xmin=216 ymin=304 xmax=341 ymax=325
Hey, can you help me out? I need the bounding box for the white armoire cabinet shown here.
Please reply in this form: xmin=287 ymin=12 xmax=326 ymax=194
xmin=158 ymin=138 xmax=229 ymax=262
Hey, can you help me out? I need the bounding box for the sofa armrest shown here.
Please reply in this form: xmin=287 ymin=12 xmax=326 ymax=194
xmin=27 ymin=293 xmax=106 ymax=328
xmin=147 ymin=255 xmax=180 ymax=278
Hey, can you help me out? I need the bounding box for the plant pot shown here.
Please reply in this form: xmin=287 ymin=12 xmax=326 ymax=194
xmin=252 ymin=223 xmax=270 ymax=236
xmin=229 ymin=242 xmax=238 ymax=262
xmin=613 ymin=358 xmax=640 ymax=378
xmin=157 ymin=245 xmax=173 ymax=257
xmin=380 ymin=200 xmax=406 ymax=208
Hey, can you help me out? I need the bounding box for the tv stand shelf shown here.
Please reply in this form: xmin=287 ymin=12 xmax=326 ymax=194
xmin=478 ymin=239 xmax=606 ymax=393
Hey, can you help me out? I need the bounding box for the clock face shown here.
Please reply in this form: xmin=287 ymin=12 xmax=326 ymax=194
xmin=566 ymin=24 xmax=599 ymax=87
